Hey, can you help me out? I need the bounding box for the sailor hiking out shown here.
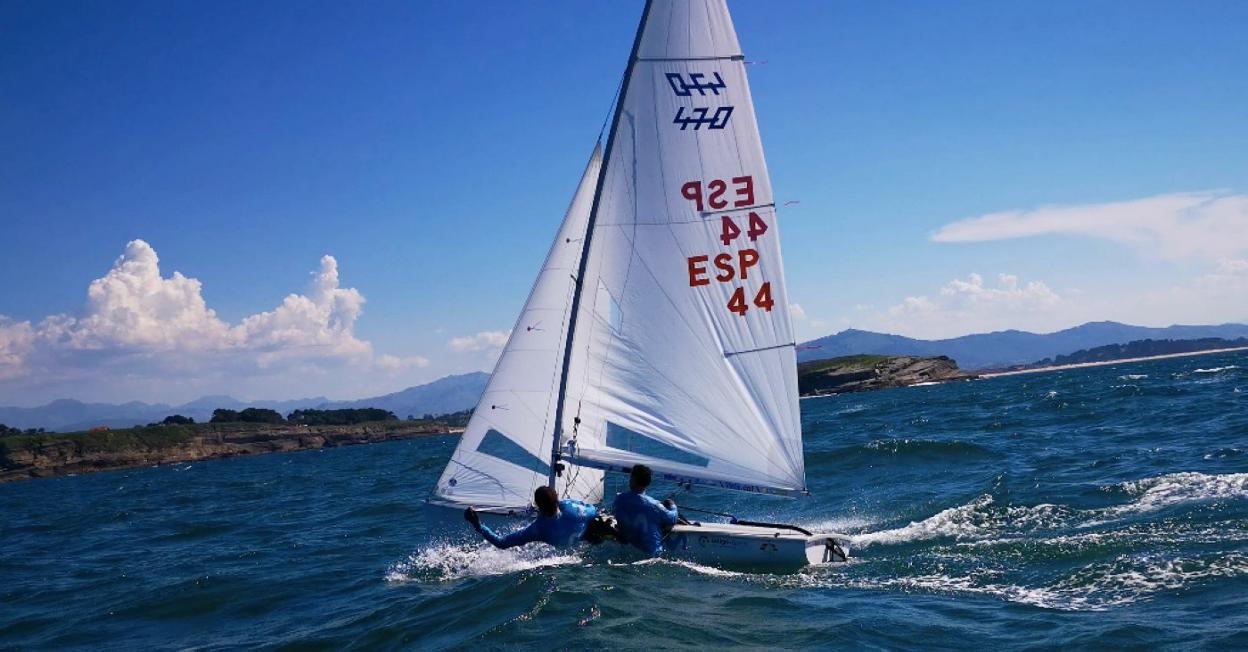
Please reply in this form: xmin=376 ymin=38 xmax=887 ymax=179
xmin=464 ymin=486 xmax=598 ymax=550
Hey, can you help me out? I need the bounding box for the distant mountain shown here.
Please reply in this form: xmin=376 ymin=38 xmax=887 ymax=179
xmin=0 ymin=373 xmax=489 ymax=432
xmin=797 ymin=321 xmax=1248 ymax=371
xmin=318 ymin=372 xmax=489 ymax=419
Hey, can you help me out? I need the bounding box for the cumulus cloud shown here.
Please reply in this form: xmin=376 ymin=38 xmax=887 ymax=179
xmin=0 ymin=318 xmax=35 ymax=380
xmin=448 ymin=330 xmax=510 ymax=353
xmin=932 ymin=191 xmax=1248 ymax=262
xmin=0 ymin=239 xmax=430 ymax=402
xmin=857 ymin=273 xmax=1069 ymax=339
xmin=236 ymin=255 xmax=371 ymax=366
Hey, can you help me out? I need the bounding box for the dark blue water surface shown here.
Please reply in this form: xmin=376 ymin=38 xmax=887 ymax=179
xmin=3 ymin=351 xmax=1247 ymax=649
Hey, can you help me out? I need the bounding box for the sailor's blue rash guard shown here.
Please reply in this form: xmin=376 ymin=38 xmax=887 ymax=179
xmin=478 ymin=499 xmax=599 ymax=549
xmin=612 ymin=491 xmax=679 ymax=556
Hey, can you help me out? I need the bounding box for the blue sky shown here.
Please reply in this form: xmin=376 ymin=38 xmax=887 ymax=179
xmin=2 ymin=0 xmax=1246 ymax=405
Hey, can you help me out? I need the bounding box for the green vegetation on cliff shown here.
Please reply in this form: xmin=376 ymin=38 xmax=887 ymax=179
xmin=0 ymin=424 xmax=196 ymax=457
xmin=0 ymin=416 xmax=464 ymax=483
xmin=287 ymin=408 xmax=398 ymax=425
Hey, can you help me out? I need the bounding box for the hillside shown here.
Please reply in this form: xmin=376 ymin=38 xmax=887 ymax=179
xmin=798 ymin=355 xmax=975 ymax=396
xmin=797 ymin=321 xmax=1248 ymax=370
xmin=318 ymin=372 xmax=488 ymax=419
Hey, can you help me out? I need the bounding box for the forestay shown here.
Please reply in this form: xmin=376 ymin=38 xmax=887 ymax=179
xmin=431 ymin=147 xmax=606 ymax=512
xmin=560 ymin=0 xmax=806 ymax=496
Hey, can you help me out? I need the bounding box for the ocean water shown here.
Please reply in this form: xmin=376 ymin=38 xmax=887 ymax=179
xmin=2 ymin=350 xmax=1246 ymax=649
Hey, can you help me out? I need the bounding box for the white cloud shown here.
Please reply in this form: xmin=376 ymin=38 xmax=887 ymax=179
xmin=1216 ymin=258 xmax=1248 ymax=275
xmin=0 ymin=318 xmax=35 ymax=380
xmin=46 ymin=240 xmax=234 ymax=351
xmin=0 ymin=239 xmax=431 ymax=403
xmin=788 ymin=303 xmax=807 ymax=320
xmin=375 ymin=353 xmax=431 ymax=373
xmin=236 ymin=255 xmax=371 ymax=366
xmin=933 ymin=191 xmax=1248 ymax=262
xmin=857 ymin=273 xmax=1069 ymax=339
xmin=448 ymin=330 xmax=510 ymax=353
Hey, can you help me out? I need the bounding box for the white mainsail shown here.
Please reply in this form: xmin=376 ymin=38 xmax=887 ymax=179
xmin=431 ymin=146 xmax=606 ymax=512
xmin=559 ymin=0 xmax=806 ymax=496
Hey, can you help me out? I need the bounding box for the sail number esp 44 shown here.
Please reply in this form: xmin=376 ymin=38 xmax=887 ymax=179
xmin=682 ymin=176 xmax=774 ymax=317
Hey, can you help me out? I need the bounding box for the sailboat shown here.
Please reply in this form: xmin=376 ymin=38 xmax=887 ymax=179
xmin=428 ymin=0 xmax=850 ymax=569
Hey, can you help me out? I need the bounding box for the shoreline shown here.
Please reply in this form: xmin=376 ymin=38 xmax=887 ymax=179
xmin=0 ymin=422 xmax=465 ymax=483
xmin=978 ymin=346 xmax=1248 ymax=379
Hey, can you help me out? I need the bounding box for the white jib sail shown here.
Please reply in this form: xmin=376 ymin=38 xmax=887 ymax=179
xmin=561 ymin=0 xmax=806 ymax=496
xmin=432 ymin=146 xmax=606 ymax=512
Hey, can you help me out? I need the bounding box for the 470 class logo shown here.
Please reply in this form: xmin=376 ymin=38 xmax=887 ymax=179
xmin=666 ymin=71 xmax=734 ymax=131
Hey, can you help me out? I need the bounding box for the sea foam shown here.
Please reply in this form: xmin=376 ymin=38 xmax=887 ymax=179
xmin=386 ymin=542 xmax=581 ymax=583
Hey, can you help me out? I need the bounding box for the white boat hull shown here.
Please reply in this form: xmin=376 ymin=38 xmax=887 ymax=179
xmin=665 ymin=521 xmax=850 ymax=571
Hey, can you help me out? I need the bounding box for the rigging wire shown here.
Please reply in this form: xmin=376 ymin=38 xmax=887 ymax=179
xmin=597 ymin=76 xmax=625 ymax=143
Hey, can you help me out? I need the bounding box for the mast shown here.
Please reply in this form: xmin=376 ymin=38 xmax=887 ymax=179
xmin=547 ymin=0 xmax=655 ymax=488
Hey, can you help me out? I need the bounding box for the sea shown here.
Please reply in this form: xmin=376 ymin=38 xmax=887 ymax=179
xmin=2 ymin=349 xmax=1246 ymax=650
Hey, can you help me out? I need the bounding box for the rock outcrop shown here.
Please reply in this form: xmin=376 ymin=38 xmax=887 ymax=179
xmin=798 ymin=355 xmax=975 ymax=396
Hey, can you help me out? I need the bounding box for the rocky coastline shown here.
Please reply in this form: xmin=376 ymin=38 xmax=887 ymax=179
xmin=0 ymin=422 xmax=460 ymax=483
xmin=798 ymin=354 xmax=976 ymax=396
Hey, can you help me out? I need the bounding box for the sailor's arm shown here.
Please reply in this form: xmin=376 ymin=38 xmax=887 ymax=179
xmin=479 ymin=520 xmax=541 ymax=549
xmin=466 ymin=507 xmax=540 ymax=549
xmin=657 ymin=498 xmax=678 ymax=526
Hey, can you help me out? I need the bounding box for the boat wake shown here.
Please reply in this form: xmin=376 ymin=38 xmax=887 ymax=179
xmin=852 ymin=472 xmax=1248 ymax=549
xmin=800 ymin=471 xmax=1248 ymax=610
xmin=800 ymin=552 xmax=1248 ymax=611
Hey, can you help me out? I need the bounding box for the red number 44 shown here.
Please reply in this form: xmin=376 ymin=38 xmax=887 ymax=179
xmin=727 ymin=282 xmax=774 ymax=316
xmin=720 ymin=212 xmax=769 ymax=246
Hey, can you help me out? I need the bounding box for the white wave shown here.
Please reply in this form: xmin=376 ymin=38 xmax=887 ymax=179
xmin=1045 ymin=390 xmax=1059 ymax=398
xmin=386 ymin=542 xmax=581 ymax=583
xmin=1118 ymin=374 xmax=1148 ymax=380
xmin=960 ymin=523 xmax=1248 ymax=552
xmin=851 ymin=496 xmax=1078 ymax=549
xmin=1101 ymin=472 xmax=1248 ymax=518
xmin=632 ymin=557 xmax=747 ymax=578
xmin=1194 ymin=365 xmax=1239 ymax=374
xmin=854 ymin=472 xmax=1248 ymax=548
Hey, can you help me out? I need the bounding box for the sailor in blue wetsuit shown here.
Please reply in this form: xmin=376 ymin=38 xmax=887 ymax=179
xmin=463 ymin=486 xmax=598 ymax=550
xmin=612 ymin=464 xmax=679 ymax=556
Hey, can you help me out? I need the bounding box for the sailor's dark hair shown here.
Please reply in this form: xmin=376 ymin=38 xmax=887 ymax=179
xmin=533 ymin=485 xmax=559 ymax=516
xmin=629 ymin=464 xmax=653 ymax=489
